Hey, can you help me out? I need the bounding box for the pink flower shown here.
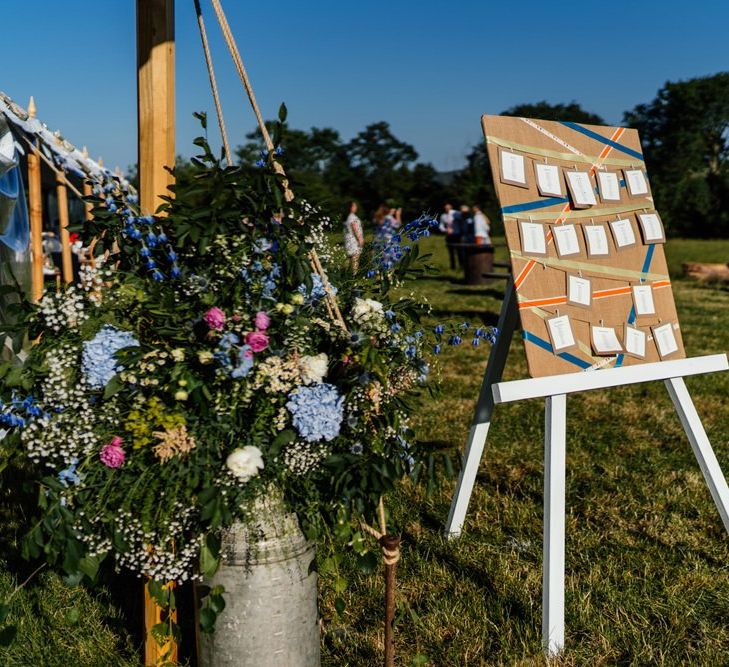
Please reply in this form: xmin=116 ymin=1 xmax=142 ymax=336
xmin=254 ymin=311 xmax=270 ymax=331
xmin=245 ymin=331 xmax=269 ymax=353
xmin=100 ymin=438 xmax=126 ymax=468
xmin=204 ymin=307 xmax=226 ymax=330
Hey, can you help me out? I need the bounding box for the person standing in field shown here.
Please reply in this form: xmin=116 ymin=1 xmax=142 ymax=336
xmin=343 ymin=200 xmax=365 ymax=272
xmin=439 ymin=203 xmax=454 ymax=234
xmin=473 ymin=204 xmax=491 ymax=245
xmin=446 ymin=205 xmax=463 ymax=269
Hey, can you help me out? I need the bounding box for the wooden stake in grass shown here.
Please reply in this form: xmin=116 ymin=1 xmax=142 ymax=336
xmin=362 ymin=497 xmax=401 ymax=667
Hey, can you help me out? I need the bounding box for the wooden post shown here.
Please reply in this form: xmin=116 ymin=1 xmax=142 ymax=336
xmin=55 ymin=171 xmax=73 ymax=284
xmin=27 ymin=97 xmax=44 ymax=303
xmin=137 ymin=1 xmax=177 ymax=663
xmin=137 ymin=0 xmax=175 ymax=216
xmin=381 ymin=534 xmax=401 ymax=667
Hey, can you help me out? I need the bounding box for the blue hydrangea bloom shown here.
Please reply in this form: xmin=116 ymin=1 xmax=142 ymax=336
xmin=58 ymin=458 xmax=81 ymax=487
xmin=82 ymin=325 xmax=140 ymax=388
xmin=231 ymin=345 xmax=254 ymax=379
xmin=286 ymin=383 xmax=344 ymax=442
xmin=297 ymin=274 xmax=338 ymax=303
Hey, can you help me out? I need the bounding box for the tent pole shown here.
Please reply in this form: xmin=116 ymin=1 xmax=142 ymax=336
xmin=27 ymin=97 xmax=44 ymax=302
xmin=136 ymin=1 xmax=178 ymax=664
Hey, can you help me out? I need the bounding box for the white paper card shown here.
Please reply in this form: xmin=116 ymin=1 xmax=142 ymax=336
xmin=653 ymin=322 xmax=678 ymax=358
xmin=638 ymin=213 xmax=664 ymax=242
xmin=547 ymin=315 xmax=576 ymax=351
xmin=632 ymin=285 xmax=656 ymax=315
xmin=596 ymin=171 xmax=621 ymax=201
xmin=501 ymin=151 xmax=526 ymax=185
xmin=610 ymin=218 xmax=636 ymax=248
xmin=584 ymin=225 xmax=610 ymax=256
xmin=568 ymin=275 xmax=591 ymax=307
xmin=625 ymin=169 xmax=649 ymax=196
xmin=592 ymin=326 xmax=623 ymax=354
xmin=624 ymin=325 xmax=646 ymax=358
xmin=565 ymin=171 xmax=597 ymax=206
xmin=519 ymin=221 xmax=546 ymax=255
xmin=535 ymin=163 xmax=563 ymax=196
xmin=553 ymin=224 xmax=580 ymax=257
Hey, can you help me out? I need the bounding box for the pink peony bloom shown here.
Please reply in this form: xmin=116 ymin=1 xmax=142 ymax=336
xmin=245 ymin=331 xmax=269 ymax=353
xmin=254 ymin=311 xmax=270 ymax=331
xmin=204 ymin=307 xmax=226 ymax=330
xmin=100 ymin=439 xmax=126 ymax=468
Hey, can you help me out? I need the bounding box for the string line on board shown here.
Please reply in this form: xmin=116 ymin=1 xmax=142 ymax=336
xmin=513 ymin=126 xmax=627 ymax=290
xmin=503 ymin=201 xmax=654 ymax=220
xmin=560 ymin=122 xmax=644 ymax=161
xmin=486 ymin=135 xmax=643 ymax=168
xmin=521 ymin=331 xmax=593 ymax=370
xmin=509 ymin=250 xmax=668 ymax=282
xmin=615 ymin=244 xmax=658 ymax=367
xmin=517 ymin=280 xmax=672 ymax=310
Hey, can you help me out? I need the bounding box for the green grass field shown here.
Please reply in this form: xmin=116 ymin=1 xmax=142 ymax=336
xmin=320 ymin=236 xmax=729 ymax=666
xmin=1 ymin=236 xmax=728 ymax=665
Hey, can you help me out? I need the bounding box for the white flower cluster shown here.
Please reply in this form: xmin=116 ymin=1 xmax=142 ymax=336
xmin=301 ymin=200 xmax=335 ymax=264
xmin=77 ymin=263 xmax=110 ymax=305
xmin=38 ymin=287 xmax=88 ymax=332
xmin=109 ymin=504 xmax=200 ymax=582
xmin=282 ymin=440 xmax=329 ymax=476
xmin=351 ymin=298 xmax=388 ymax=335
xmin=22 ymin=343 xmax=99 ymax=466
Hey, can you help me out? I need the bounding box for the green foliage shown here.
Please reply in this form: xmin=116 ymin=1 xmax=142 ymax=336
xmin=624 ymin=72 xmax=729 ymax=237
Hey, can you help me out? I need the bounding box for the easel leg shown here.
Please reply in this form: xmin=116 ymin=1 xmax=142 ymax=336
xmin=543 ymin=394 xmax=566 ymax=656
xmin=665 ymin=377 xmax=729 ymax=533
xmin=445 ymin=278 xmax=519 ymax=537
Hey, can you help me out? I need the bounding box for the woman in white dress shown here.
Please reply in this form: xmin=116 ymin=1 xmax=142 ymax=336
xmin=472 ymin=205 xmax=491 ymax=245
xmin=343 ymin=201 xmax=365 ymax=272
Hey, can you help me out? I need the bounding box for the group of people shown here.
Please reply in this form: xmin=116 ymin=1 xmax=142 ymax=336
xmin=439 ymin=203 xmax=491 ymax=269
xmin=342 ymin=200 xmax=492 ymax=273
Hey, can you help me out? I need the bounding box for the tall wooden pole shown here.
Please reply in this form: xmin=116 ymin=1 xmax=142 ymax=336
xmin=27 ymin=97 xmax=44 ymax=302
xmin=137 ymin=1 xmax=177 ymax=664
xmin=137 ymin=0 xmax=175 ymax=216
xmin=55 ymin=171 xmax=73 ymax=284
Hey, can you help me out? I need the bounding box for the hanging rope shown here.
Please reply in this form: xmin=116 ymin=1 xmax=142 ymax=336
xmin=205 ymin=0 xmax=348 ymax=332
xmin=193 ymin=0 xmax=233 ymax=166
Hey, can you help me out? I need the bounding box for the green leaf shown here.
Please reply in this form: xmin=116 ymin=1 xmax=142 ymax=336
xmin=65 ymin=607 xmax=80 ymax=625
xmin=356 ymin=551 xmax=379 ymax=575
xmin=278 ymin=102 xmax=288 ymax=123
xmin=151 ymin=621 xmax=170 ymax=646
xmin=209 ymin=593 xmax=226 ymax=614
xmin=78 ymin=554 xmax=102 ymax=581
xmin=199 ymin=607 xmax=217 ymax=634
xmin=200 ymin=534 xmax=220 ymax=578
xmin=103 ymin=374 xmax=123 ymax=399
xmin=334 ymin=597 xmax=346 ymax=616
xmin=0 ymin=604 xmax=10 ymax=624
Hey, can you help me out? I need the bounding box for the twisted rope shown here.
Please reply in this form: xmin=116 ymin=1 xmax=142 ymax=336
xmin=193 ymin=0 xmax=233 ymax=166
xmin=361 ymin=497 xmax=401 ymax=566
xmin=206 ymin=0 xmax=348 ymax=332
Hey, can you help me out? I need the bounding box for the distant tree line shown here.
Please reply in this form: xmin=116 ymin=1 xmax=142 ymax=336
xmin=163 ymin=72 xmax=729 ymax=237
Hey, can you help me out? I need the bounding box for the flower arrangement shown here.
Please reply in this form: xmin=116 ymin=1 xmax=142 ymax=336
xmin=0 ymin=111 xmax=495 ymax=638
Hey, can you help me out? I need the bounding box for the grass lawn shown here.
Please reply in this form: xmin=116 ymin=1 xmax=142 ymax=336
xmin=320 ymin=235 xmax=729 ymax=666
xmin=1 ymin=235 xmax=728 ymax=665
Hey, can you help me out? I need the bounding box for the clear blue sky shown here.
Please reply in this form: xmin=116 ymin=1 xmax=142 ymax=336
xmin=2 ymin=0 xmax=727 ymax=173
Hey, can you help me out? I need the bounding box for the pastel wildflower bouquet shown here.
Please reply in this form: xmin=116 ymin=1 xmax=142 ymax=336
xmin=0 ymin=112 xmax=494 ymax=611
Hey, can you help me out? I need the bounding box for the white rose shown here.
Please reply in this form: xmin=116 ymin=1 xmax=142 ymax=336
xmin=351 ymin=298 xmax=384 ymax=326
xmin=226 ymin=446 xmax=264 ymax=481
xmin=299 ymin=353 xmax=328 ymax=385
xmin=171 ymin=348 xmax=185 ymax=362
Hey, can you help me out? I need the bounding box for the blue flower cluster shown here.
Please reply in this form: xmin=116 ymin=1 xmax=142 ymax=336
xmin=297 ymin=273 xmax=338 ymax=304
xmin=58 ymin=458 xmax=81 ymax=487
xmin=0 ymin=394 xmax=48 ymax=430
xmin=117 ymin=206 xmax=181 ymax=281
xmin=82 ymin=325 xmax=140 ymax=388
xmin=213 ymin=333 xmax=254 ymax=378
xmin=241 ymin=259 xmax=279 ymax=300
xmin=286 ymin=383 xmax=344 ymax=442
xmin=431 ymin=324 xmax=498 ymax=354
xmin=368 ymin=214 xmax=438 ymax=276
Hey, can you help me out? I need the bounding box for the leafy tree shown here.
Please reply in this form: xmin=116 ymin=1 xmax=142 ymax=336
xmin=624 ymin=73 xmax=729 ymax=237
xmin=502 ymin=101 xmax=604 ymax=125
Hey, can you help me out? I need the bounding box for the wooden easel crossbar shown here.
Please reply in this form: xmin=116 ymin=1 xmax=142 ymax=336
xmin=445 ymin=278 xmax=729 ymax=655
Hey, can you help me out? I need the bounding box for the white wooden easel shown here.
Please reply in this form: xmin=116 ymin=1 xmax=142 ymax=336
xmin=445 ymin=277 xmax=729 ymax=655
